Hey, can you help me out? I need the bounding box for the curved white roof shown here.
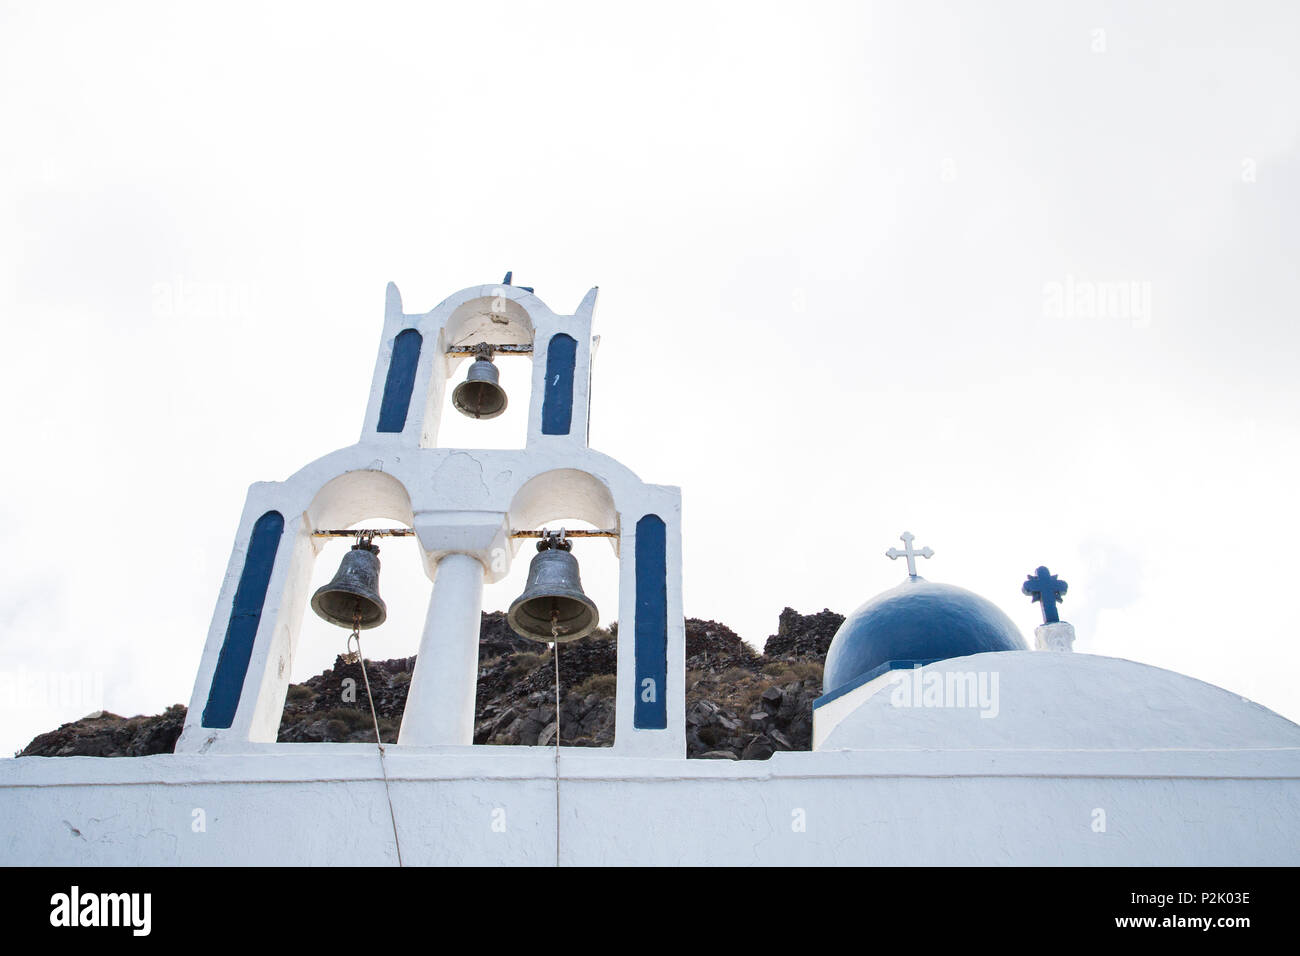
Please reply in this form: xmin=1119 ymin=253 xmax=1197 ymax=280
xmin=815 ymin=651 xmax=1300 ymax=752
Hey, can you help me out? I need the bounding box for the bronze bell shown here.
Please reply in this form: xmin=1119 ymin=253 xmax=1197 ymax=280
xmin=452 ymin=352 xmax=507 ymax=420
xmin=508 ymin=538 xmax=598 ymax=643
xmin=311 ymin=541 xmax=387 ymax=629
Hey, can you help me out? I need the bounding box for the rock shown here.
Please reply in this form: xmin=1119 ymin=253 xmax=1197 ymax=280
xmin=686 ymin=699 xmax=719 ymax=727
xmin=762 ymin=607 xmax=845 ymax=659
xmin=478 ymin=610 xmax=539 ymax=658
xmin=23 ymin=607 xmax=843 ymax=763
xmin=490 ymin=707 xmax=518 ymax=736
xmin=685 ymin=619 xmax=756 ymax=668
xmin=19 ymin=705 xmax=187 ymax=758
xmin=759 ymin=686 xmax=784 ymax=714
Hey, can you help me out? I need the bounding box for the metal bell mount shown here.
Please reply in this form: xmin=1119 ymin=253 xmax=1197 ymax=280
xmin=508 ymin=530 xmax=599 ymax=643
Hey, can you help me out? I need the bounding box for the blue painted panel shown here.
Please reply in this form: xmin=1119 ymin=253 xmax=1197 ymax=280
xmin=634 ymin=514 xmax=668 ymax=730
xmin=541 ymin=333 xmax=576 ymax=435
xmin=811 ymin=659 xmax=942 ymax=710
xmin=202 ymin=510 xmax=285 ymax=728
xmin=377 ymin=328 xmax=422 ymax=433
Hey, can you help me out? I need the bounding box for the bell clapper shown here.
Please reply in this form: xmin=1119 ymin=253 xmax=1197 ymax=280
xmin=344 ymin=604 xmax=404 ymax=868
xmin=348 ymin=606 xmax=384 ymax=746
xmin=343 ymin=605 xmax=362 ymax=665
xmin=550 ymin=616 xmax=562 ymax=865
xmin=551 ymin=609 xmax=561 ymax=750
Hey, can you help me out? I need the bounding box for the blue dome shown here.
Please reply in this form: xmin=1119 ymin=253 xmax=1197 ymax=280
xmin=822 ymin=577 xmax=1027 ymax=697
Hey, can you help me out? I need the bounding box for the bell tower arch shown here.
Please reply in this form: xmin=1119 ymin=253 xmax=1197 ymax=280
xmin=176 ymin=277 xmax=684 ymax=759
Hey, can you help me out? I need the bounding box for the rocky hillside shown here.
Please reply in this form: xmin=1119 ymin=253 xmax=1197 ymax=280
xmin=18 ymin=608 xmax=844 ymax=760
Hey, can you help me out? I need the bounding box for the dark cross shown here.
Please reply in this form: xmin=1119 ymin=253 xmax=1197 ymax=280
xmin=1022 ymin=566 xmax=1068 ymax=624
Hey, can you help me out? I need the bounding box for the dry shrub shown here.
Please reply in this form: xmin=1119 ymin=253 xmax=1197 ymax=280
xmin=505 ymin=651 xmax=547 ymax=683
xmin=572 ymin=673 xmax=616 ymax=698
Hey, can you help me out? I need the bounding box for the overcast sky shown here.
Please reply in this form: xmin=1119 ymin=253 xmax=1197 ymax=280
xmin=2 ymin=1 xmax=1298 ymax=756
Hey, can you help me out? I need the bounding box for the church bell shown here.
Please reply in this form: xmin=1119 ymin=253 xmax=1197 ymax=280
xmin=452 ymin=347 xmax=508 ymax=420
xmin=508 ymin=537 xmax=599 ymax=643
xmin=311 ymin=540 xmax=388 ymax=629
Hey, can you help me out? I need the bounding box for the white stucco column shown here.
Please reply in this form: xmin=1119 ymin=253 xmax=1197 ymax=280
xmin=399 ymin=552 xmax=486 ymax=746
xmin=1035 ymin=621 xmax=1076 ymax=652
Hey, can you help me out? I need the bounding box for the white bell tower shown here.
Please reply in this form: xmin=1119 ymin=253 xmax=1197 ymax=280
xmin=176 ymin=277 xmax=686 ymax=758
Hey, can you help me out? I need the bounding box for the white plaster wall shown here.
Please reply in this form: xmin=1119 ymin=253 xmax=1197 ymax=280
xmin=2 ymin=749 xmax=1297 ymax=865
